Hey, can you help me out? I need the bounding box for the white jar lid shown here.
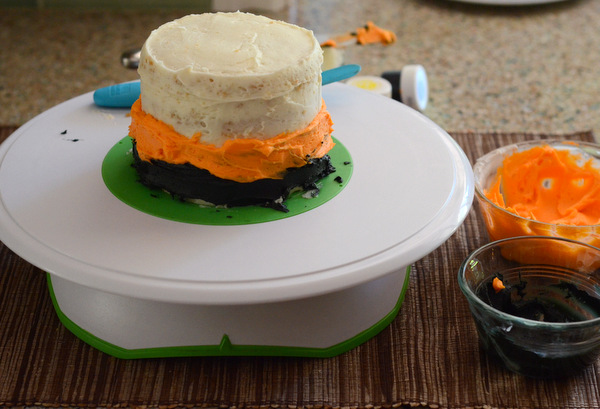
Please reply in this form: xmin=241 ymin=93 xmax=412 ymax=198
xmin=346 ymin=76 xmax=392 ymax=98
xmin=400 ymin=64 xmax=428 ymax=112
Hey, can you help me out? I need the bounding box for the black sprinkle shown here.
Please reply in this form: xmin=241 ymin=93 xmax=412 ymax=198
xmin=226 ymin=215 xmax=233 ymax=219
xmin=334 ymin=176 xmax=343 ymax=184
xmin=343 ymin=161 xmax=351 ymax=165
xmin=150 ymin=194 xmax=159 ymax=198
xmin=60 ymin=130 xmax=67 ymax=135
xmin=65 ymin=138 xmax=80 ymax=142
xmin=304 ymin=182 xmax=318 ymax=191
xmin=265 ymin=201 xmax=290 ymax=213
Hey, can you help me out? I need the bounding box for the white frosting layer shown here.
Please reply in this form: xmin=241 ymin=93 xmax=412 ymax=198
xmin=138 ymin=12 xmax=323 ymax=146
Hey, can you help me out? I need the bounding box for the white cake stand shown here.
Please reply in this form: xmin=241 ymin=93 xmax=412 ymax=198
xmin=0 ymin=83 xmax=473 ymax=358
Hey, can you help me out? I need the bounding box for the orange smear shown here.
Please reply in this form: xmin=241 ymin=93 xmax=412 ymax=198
xmin=492 ymin=277 xmax=505 ymax=293
xmin=485 ymin=145 xmax=600 ymax=226
xmin=128 ymin=98 xmax=335 ymax=183
xmin=356 ymin=21 xmax=397 ymax=45
xmin=320 ymin=21 xmax=396 ymax=47
xmin=320 ymin=39 xmax=338 ymax=48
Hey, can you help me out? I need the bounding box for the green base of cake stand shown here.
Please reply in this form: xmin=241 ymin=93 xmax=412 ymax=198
xmin=47 ymin=266 xmax=410 ymax=359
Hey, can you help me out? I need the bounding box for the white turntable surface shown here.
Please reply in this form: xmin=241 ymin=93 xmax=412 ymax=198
xmin=0 ymin=83 xmax=473 ymax=305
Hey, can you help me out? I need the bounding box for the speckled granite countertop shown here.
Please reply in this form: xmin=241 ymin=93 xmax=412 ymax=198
xmin=1 ymin=0 xmax=600 ymax=139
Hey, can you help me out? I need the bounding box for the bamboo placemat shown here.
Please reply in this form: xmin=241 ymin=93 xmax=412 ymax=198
xmin=0 ymin=126 xmax=598 ymax=409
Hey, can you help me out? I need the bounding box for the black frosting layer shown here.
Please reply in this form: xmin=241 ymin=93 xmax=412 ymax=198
xmin=131 ymin=139 xmax=336 ymax=212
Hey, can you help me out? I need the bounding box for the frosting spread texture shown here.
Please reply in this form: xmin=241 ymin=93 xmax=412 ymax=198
xmin=138 ymin=12 xmax=323 ymax=147
xmin=129 ymin=98 xmax=334 ymax=183
xmin=485 ymin=144 xmax=600 ymax=226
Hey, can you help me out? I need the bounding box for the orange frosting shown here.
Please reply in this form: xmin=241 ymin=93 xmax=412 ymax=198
xmin=356 ymin=21 xmax=397 ymax=45
xmin=128 ymin=98 xmax=335 ymax=183
xmin=485 ymin=145 xmax=600 ymax=226
xmin=320 ymin=21 xmax=396 ymax=48
xmin=492 ymin=277 xmax=505 ymax=293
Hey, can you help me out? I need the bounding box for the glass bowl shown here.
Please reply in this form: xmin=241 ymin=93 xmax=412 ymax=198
xmin=473 ymin=140 xmax=600 ymax=247
xmin=458 ymin=236 xmax=600 ymax=378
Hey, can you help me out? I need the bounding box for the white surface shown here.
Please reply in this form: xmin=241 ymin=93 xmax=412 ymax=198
xmin=52 ymin=268 xmax=406 ymax=349
xmin=0 ymin=83 xmax=473 ymax=305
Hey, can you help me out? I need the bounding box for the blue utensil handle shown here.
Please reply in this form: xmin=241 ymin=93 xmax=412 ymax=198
xmin=322 ymin=64 xmax=361 ymax=86
xmin=93 ymin=64 xmax=361 ymax=108
xmin=93 ymin=81 xmax=140 ymax=108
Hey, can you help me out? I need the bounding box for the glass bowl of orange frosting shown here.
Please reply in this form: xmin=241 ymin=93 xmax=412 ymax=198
xmin=473 ymin=140 xmax=600 ymax=248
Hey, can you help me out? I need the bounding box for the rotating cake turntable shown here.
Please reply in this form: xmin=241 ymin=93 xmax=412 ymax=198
xmin=0 ymin=83 xmax=473 ymax=358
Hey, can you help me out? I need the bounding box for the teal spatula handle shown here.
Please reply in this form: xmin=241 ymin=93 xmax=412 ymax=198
xmin=93 ymin=64 xmax=361 ymax=108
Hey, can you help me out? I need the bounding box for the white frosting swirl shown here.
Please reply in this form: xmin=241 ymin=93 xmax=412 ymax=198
xmin=138 ymin=12 xmax=323 ymax=146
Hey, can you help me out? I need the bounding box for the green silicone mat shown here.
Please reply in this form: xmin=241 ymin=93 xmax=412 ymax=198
xmin=102 ymin=137 xmax=352 ymax=225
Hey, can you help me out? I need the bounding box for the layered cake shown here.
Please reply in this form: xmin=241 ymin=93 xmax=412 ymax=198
xmin=128 ymin=12 xmax=336 ymax=211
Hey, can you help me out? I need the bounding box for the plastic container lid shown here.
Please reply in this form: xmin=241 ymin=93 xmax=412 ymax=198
xmin=346 ymin=76 xmax=392 ymax=98
xmin=400 ymin=64 xmax=428 ymax=112
xmin=382 ymin=65 xmax=429 ymax=112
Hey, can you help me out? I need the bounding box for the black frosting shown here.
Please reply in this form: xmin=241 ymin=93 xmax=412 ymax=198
xmin=477 ymin=275 xmax=600 ymax=323
xmin=131 ymin=139 xmax=336 ymax=212
xmin=475 ymin=275 xmax=600 ymax=378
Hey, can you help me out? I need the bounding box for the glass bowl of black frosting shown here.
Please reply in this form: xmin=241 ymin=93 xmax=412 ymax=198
xmin=458 ymin=236 xmax=600 ymax=378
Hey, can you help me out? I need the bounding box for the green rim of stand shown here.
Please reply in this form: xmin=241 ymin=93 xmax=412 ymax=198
xmin=46 ymin=267 xmax=411 ymax=359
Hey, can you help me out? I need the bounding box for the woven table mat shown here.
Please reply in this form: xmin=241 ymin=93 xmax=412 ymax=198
xmin=0 ymin=126 xmax=599 ymax=409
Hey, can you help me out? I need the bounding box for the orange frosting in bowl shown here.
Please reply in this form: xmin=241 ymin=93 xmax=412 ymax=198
xmin=485 ymin=145 xmax=600 ymax=226
xmin=477 ymin=143 xmax=600 ymax=268
xmin=128 ymin=98 xmax=335 ymax=183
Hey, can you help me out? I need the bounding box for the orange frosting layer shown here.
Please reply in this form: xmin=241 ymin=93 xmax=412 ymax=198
xmin=128 ymin=98 xmax=335 ymax=183
xmin=485 ymin=145 xmax=600 ymax=226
